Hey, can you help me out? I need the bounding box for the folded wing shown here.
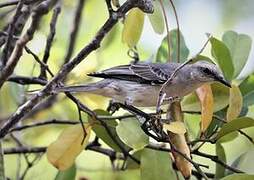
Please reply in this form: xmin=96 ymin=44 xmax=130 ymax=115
xmin=88 ymin=62 xmax=179 ymax=84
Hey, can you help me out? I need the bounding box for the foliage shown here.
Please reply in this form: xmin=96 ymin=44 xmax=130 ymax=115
xmin=0 ymin=0 xmax=254 ymax=180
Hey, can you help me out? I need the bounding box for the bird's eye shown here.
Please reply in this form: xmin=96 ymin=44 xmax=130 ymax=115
xmin=202 ymin=67 xmax=211 ymax=74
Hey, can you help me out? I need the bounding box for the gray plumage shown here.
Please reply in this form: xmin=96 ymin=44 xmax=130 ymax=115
xmin=57 ymin=61 xmax=231 ymax=107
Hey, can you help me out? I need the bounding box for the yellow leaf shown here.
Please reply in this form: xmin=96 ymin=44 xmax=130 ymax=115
xmin=163 ymin=122 xmax=186 ymax=134
xmin=122 ymin=8 xmax=144 ymax=48
xmin=167 ymin=102 xmax=192 ymax=178
xmin=226 ymin=84 xmax=243 ymax=121
xmin=196 ymin=84 xmax=214 ymax=133
xmin=47 ymin=124 xmax=91 ymax=170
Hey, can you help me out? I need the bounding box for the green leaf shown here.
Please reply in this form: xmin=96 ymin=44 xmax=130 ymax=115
xmin=216 ymin=117 xmax=254 ymax=140
xmin=89 ymin=110 xmax=129 ymax=152
xmin=182 ymin=82 xmax=229 ymax=112
xmin=215 ymin=142 xmax=226 ymax=178
xmin=148 ymin=0 xmax=164 ymax=34
xmin=122 ymin=8 xmax=144 ymax=48
xmin=243 ymin=91 xmax=254 ymax=107
xmin=0 ymin=141 xmax=5 ymax=180
xmin=239 ymin=74 xmax=254 ymax=107
xmin=141 ymin=148 xmax=177 ymax=180
xmin=221 ymin=174 xmax=254 ymax=180
xmin=240 ymin=74 xmax=254 ymax=95
xmin=156 ymin=29 xmax=189 ymax=63
xmin=229 ymin=149 xmax=254 ymax=175
xmin=116 ymin=118 xmax=149 ymax=151
xmin=126 ymin=150 xmax=142 ymax=169
xmin=210 ymin=37 xmax=234 ymax=81
xmin=191 ymin=54 xmax=214 ymax=63
xmin=222 ymin=31 xmax=252 ymax=77
xmin=55 ymin=164 xmax=76 ymax=180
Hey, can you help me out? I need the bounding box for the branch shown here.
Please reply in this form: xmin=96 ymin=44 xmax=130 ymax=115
xmin=3 ymin=143 xmax=121 ymax=160
xmin=39 ymin=3 xmax=61 ymax=79
xmin=0 ymin=0 xmax=153 ymax=139
xmin=7 ymin=76 xmax=47 ymax=85
xmin=193 ymin=150 xmax=244 ymax=173
xmin=0 ymin=0 xmax=45 ymax=8
xmin=64 ymin=93 xmax=140 ymax=163
xmin=9 ymin=119 xmax=79 ymax=133
xmin=168 ymin=0 xmax=180 ymax=62
xmin=1 ymin=0 xmax=24 ymax=66
xmin=63 ymin=0 xmax=85 ymax=64
xmin=0 ymin=0 xmax=59 ymax=88
xmin=158 ymin=0 xmax=170 ymax=62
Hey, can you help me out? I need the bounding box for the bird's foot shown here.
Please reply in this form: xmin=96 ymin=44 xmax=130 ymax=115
xmin=107 ymin=100 xmax=120 ymax=114
xmin=164 ymin=96 xmax=180 ymax=103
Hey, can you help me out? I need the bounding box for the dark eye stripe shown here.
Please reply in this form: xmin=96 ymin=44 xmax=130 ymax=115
xmin=203 ymin=68 xmax=212 ymax=74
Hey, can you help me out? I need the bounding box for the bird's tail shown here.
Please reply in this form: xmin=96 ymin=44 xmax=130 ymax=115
xmin=55 ymin=81 xmax=106 ymax=94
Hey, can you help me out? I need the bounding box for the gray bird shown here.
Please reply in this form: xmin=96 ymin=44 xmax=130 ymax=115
xmin=57 ymin=61 xmax=231 ymax=107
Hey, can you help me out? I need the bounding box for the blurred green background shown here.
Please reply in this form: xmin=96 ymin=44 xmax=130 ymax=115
xmin=0 ymin=0 xmax=254 ymax=179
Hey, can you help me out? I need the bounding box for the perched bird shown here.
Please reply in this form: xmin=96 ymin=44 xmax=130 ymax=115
xmin=56 ymin=61 xmax=231 ymax=107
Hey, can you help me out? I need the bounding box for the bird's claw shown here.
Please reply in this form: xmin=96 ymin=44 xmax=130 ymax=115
xmin=107 ymin=100 xmax=120 ymax=114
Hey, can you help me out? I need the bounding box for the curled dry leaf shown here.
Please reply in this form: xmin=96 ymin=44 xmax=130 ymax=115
xmin=196 ymin=84 xmax=214 ymax=133
xmin=47 ymin=124 xmax=91 ymax=170
xmin=167 ymin=102 xmax=192 ymax=178
xmin=226 ymin=84 xmax=243 ymax=121
xmin=122 ymin=8 xmax=144 ymax=48
xmin=163 ymin=121 xmax=186 ymax=134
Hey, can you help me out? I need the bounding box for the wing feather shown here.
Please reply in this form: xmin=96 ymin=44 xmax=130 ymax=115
xmin=88 ymin=62 xmax=180 ymax=84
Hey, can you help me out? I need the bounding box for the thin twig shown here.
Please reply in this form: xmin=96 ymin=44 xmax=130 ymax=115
xmin=1 ymin=0 xmax=24 ymax=66
xmin=0 ymin=0 xmax=44 ymax=8
xmin=168 ymin=0 xmax=180 ymax=62
xmin=39 ymin=3 xmax=61 ymax=79
xmin=0 ymin=0 xmax=59 ymax=88
xmin=158 ymin=0 xmax=170 ymax=62
xmin=8 ymin=76 xmax=47 ymax=85
xmin=63 ymin=0 xmax=85 ymax=64
xmin=193 ymin=150 xmax=244 ymax=173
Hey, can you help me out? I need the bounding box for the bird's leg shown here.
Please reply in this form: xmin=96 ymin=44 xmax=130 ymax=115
xmin=107 ymin=99 xmax=120 ymax=114
xmin=156 ymin=91 xmax=167 ymax=114
xmin=164 ymin=96 xmax=180 ymax=103
xmin=156 ymin=92 xmax=180 ymax=137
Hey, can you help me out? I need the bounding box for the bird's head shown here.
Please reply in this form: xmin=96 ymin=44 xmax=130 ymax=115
xmin=190 ymin=61 xmax=231 ymax=88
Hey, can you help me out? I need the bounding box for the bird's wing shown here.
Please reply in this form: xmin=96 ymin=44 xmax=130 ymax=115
xmin=88 ymin=62 xmax=179 ymax=84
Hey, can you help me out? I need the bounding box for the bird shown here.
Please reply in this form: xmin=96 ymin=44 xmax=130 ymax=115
xmin=56 ymin=61 xmax=231 ymax=107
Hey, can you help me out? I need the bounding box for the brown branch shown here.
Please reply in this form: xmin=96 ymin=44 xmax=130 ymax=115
xmin=24 ymin=46 xmax=54 ymax=77
xmin=39 ymin=3 xmax=61 ymax=79
xmin=7 ymin=75 xmax=47 ymax=85
xmin=0 ymin=0 xmax=45 ymax=8
xmin=0 ymin=0 xmax=153 ymax=139
xmin=63 ymin=0 xmax=85 ymax=64
xmin=0 ymin=31 xmax=54 ymax=77
xmin=193 ymin=150 xmax=244 ymax=173
xmin=0 ymin=0 xmax=59 ymax=88
xmin=147 ymin=144 xmax=243 ymax=175
xmin=64 ymin=93 xmax=140 ymax=163
xmin=1 ymin=0 xmax=25 ymax=66
xmin=3 ymin=143 xmax=121 ymax=161
xmin=9 ymin=119 xmax=79 ymax=133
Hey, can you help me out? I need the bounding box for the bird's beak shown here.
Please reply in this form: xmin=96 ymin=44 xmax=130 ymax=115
xmin=215 ymin=77 xmax=231 ymax=88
